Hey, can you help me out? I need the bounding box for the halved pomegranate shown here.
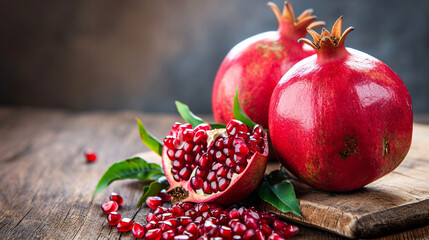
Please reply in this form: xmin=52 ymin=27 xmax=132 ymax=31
xmin=162 ymin=120 xmax=268 ymax=205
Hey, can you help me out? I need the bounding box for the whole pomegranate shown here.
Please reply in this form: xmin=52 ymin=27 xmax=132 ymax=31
xmin=162 ymin=120 xmax=268 ymax=205
xmin=269 ymin=17 xmax=413 ymax=191
xmin=212 ymin=1 xmax=324 ymax=128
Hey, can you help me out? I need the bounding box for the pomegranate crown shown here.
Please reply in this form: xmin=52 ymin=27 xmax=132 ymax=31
xmin=267 ymin=1 xmax=324 ymax=37
xmin=298 ymin=16 xmax=354 ymax=50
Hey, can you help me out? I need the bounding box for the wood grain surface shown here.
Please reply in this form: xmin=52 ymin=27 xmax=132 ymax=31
xmin=0 ymin=106 xmax=428 ymax=240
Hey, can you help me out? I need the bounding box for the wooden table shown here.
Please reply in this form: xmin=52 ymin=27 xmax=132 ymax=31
xmin=0 ymin=106 xmax=428 ymax=239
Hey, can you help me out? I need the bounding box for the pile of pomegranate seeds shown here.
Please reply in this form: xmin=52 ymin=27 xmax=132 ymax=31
xmin=100 ymin=192 xmax=299 ymax=239
xmin=164 ymin=120 xmax=266 ymax=194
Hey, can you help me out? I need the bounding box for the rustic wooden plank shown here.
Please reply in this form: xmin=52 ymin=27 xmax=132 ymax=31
xmin=0 ymin=107 xmax=428 ymax=240
xmin=0 ymin=107 xmax=182 ymax=240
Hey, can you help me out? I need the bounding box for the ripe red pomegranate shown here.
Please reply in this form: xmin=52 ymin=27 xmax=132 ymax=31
xmin=212 ymin=1 xmax=324 ymax=128
xmin=142 ymin=202 xmax=299 ymax=239
xmin=162 ymin=120 xmax=268 ymax=205
xmin=269 ymin=17 xmax=413 ymax=191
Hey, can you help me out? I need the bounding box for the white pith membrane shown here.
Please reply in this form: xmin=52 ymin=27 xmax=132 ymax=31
xmin=162 ymin=121 xmax=267 ymax=202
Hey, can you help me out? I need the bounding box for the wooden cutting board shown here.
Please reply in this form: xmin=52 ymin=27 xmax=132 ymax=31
xmin=138 ymin=123 xmax=429 ymax=239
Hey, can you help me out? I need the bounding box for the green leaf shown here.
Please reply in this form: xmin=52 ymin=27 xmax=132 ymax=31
xmin=137 ymin=176 xmax=170 ymax=207
xmin=175 ymin=101 xmax=226 ymax=129
xmin=93 ymin=157 xmax=164 ymax=197
xmin=175 ymin=101 xmax=205 ymax=127
xmin=233 ymin=89 xmax=257 ymax=128
xmin=258 ymin=170 xmax=302 ymax=217
xmin=136 ymin=118 xmax=163 ymax=156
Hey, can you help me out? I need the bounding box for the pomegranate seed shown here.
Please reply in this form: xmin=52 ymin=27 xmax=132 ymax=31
xmin=132 ymin=222 xmax=145 ymax=238
xmin=146 ymin=212 xmax=159 ymax=222
xmin=227 ymin=168 xmax=235 ymax=179
xmin=223 ymin=148 xmax=234 ymax=157
xmin=206 ymin=171 xmax=217 ymax=182
xmin=170 ymin=205 xmax=185 ymax=217
xmin=215 ymin=150 xmax=226 ymax=163
xmin=175 ymin=149 xmax=185 ymax=161
xmin=167 ymin=149 xmax=176 ymax=160
xmin=182 ymin=129 xmax=195 ymax=141
xmin=252 ymin=125 xmax=263 ymax=137
xmin=173 ymin=174 xmax=181 ymax=182
xmin=210 ymin=181 xmax=219 ymax=192
xmin=179 ymin=167 xmax=192 ymax=180
xmin=215 ymin=138 xmax=224 ymax=149
xmin=243 ymin=229 xmax=256 ymax=240
xmin=268 ymin=234 xmax=285 ymax=240
xmin=146 ymin=196 xmax=163 ymax=210
xmin=101 ymin=201 xmax=118 ymax=214
xmin=203 ymin=181 xmax=212 ymax=194
xmin=216 ymin=167 xmax=228 ymax=178
xmin=283 ymin=225 xmax=299 ymax=237
xmin=220 ymin=226 xmax=233 ymax=239
xmin=109 ymin=192 xmax=123 ymax=206
xmin=172 ymin=160 xmax=184 ymax=169
xmin=211 ymin=163 xmax=223 ymax=171
xmin=195 ymin=123 xmax=211 ymax=131
xmin=159 ymin=220 xmax=174 ymax=231
xmin=261 ymin=224 xmax=272 ymax=236
xmin=244 ymin=217 xmax=259 ymax=230
xmin=193 ymin=130 xmax=207 ymax=143
xmin=178 ymin=216 xmax=193 ymax=226
xmin=107 ymin=211 xmax=121 ymax=226
xmin=234 ymin=155 xmax=247 ymax=165
xmin=145 ymin=228 xmax=162 ymax=240
xmin=176 ymin=225 xmax=185 ymax=235
xmin=218 ymin=178 xmax=229 ymax=191
xmin=182 ymin=142 xmax=193 ymax=153
xmin=171 ymin=122 xmax=181 ymax=132
xmin=157 ymin=191 xmax=172 ymax=202
xmin=228 ymin=209 xmax=240 ymax=220
xmin=85 ymin=151 xmax=97 ymax=162
xmin=181 ymin=202 xmax=194 ymax=211
xmin=162 ymin=230 xmax=175 ymax=240
xmin=161 ymin=212 xmax=174 ymax=220
xmin=195 ymin=168 xmax=208 ymax=178
xmin=192 ymin=144 xmax=203 ymax=153
xmin=272 ymin=220 xmax=288 ymax=230
xmin=145 ymin=221 xmax=158 ymax=230
xmin=117 ymin=218 xmax=133 ymax=232
xmin=235 ymin=163 xmax=247 ymax=173
xmin=164 ymin=136 xmax=176 ymax=148
xmin=185 ymin=222 xmax=199 ymax=236
xmin=198 ymin=153 xmax=212 ymax=170
xmin=234 ymin=142 xmax=249 ymax=157
xmin=233 ymin=222 xmax=247 ymax=236
xmin=255 ymin=230 xmax=266 ymax=240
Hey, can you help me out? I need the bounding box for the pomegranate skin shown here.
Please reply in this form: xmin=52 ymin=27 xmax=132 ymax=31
xmin=212 ymin=2 xmax=323 ymax=128
xmin=269 ymin=22 xmax=413 ymax=191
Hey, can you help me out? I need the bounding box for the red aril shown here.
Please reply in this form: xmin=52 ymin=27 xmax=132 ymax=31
xmin=85 ymin=151 xmax=97 ymax=162
xmin=162 ymin=120 xmax=268 ymax=205
xmin=146 ymin=196 xmax=164 ymax=210
xmin=109 ymin=192 xmax=123 ymax=206
xmin=212 ymin=2 xmax=324 ymax=128
xmin=132 ymin=222 xmax=145 ymax=238
xmin=141 ymin=203 xmax=298 ymax=239
xmin=117 ymin=218 xmax=134 ymax=232
xmin=269 ymin=17 xmax=413 ymax=191
xmin=101 ymin=200 xmax=118 ymax=214
xmin=107 ymin=211 xmax=121 ymax=226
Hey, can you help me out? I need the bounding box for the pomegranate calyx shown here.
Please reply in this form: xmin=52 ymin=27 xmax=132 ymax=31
xmin=268 ymin=1 xmax=324 ymax=38
xmin=299 ymin=16 xmax=354 ymax=51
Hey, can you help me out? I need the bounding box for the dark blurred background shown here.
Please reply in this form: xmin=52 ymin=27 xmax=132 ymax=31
xmin=1 ymin=0 xmax=428 ymax=114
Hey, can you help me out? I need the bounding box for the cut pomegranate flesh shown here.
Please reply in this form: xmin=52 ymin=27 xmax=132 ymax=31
xmin=138 ymin=202 xmax=298 ymax=239
xmin=162 ymin=120 xmax=268 ymax=205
